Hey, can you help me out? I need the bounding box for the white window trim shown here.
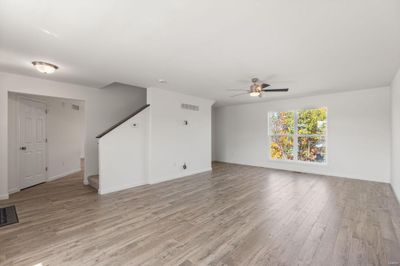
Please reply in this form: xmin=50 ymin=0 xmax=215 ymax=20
xmin=268 ymin=108 xmax=328 ymax=165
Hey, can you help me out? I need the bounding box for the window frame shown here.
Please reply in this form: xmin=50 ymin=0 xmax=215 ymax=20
xmin=268 ymin=107 xmax=328 ymax=165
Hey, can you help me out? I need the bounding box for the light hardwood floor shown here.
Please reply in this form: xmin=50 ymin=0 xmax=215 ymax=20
xmin=1 ymin=162 xmax=400 ymax=266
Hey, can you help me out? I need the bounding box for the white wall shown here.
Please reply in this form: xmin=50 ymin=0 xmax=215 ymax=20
xmin=79 ymin=105 xmax=85 ymax=159
xmin=213 ymin=87 xmax=391 ymax=183
xmin=391 ymin=69 xmax=400 ymax=201
xmin=99 ymin=109 xmax=148 ymax=194
xmin=8 ymin=93 xmax=85 ymax=193
xmin=97 ymin=87 xmax=214 ymax=195
xmin=147 ymin=87 xmax=214 ymax=184
xmin=43 ymin=96 xmax=84 ymax=180
xmin=0 ymin=72 xmax=146 ymax=199
xmin=212 ymin=108 xmax=217 ymax=161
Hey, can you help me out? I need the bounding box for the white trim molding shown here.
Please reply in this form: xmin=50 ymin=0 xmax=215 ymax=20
xmin=99 ymin=168 xmax=213 ymax=195
xmin=47 ymin=168 xmax=81 ymax=182
xmin=148 ymin=168 xmax=212 ymax=185
xmin=0 ymin=194 xmax=9 ymax=200
xmin=8 ymin=188 xmax=20 ymax=195
xmin=98 ymin=181 xmax=146 ymax=195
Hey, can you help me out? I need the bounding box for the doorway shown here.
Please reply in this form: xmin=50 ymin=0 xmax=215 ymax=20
xmin=8 ymin=92 xmax=86 ymax=193
xmin=18 ymin=97 xmax=47 ymax=189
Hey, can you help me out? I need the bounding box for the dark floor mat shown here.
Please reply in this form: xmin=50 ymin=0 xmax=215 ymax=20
xmin=0 ymin=205 xmax=19 ymax=227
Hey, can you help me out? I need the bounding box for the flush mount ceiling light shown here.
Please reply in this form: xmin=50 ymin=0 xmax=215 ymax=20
xmin=32 ymin=61 xmax=58 ymax=74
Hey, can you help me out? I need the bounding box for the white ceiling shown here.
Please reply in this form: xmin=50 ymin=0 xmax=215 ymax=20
xmin=1 ymin=0 xmax=400 ymax=106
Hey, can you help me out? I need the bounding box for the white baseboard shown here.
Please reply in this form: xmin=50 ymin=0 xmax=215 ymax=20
xmin=5 ymin=170 xmax=81 ymax=196
xmin=8 ymin=188 xmax=20 ymax=195
xmin=47 ymin=168 xmax=81 ymax=182
xmin=148 ymin=168 xmax=212 ymax=185
xmin=0 ymin=194 xmax=9 ymax=200
xmin=215 ymin=160 xmax=389 ymax=184
xmin=98 ymin=181 xmax=146 ymax=195
xmin=391 ymin=184 xmax=400 ymax=205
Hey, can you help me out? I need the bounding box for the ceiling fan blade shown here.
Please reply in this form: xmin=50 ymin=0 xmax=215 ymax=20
xmin=262 ymin=88 xmax=289 ymax=92
xmin=230 ymin=92 xmax=249 ymax=97
xmin=261 ymin=83 xmax=270 ymax=89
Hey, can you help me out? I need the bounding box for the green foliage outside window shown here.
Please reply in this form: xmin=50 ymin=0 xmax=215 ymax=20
xmin=298 ymin=136 xmax=326 ymax=162
xmin=270 ymin=136 xmax=294 ymax=160
xmin=298 ymin=108 xmax=327 ymax=135
xmin=269 ymin=111 xmax=295 ymax=135
xmin=269 ymin=108 xmax=327 ymax=163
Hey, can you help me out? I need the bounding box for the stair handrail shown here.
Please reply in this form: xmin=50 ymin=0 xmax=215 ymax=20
xmin=96 ymin=104 xmax=150 ymax=138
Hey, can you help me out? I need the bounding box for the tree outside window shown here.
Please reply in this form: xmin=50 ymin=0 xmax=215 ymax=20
xmin=269 ymin=108 xmax=327 ymax=163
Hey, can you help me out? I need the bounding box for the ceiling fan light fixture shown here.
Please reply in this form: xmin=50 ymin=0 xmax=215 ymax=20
xmin=228 ymin=78 xmax=289 ymax=98
xmin=250 ymin=91 xmax=260 ymax=97
xmin=32 ymin=61 xmax=58 ymax=74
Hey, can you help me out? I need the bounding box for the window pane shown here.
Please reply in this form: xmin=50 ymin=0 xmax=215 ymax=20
xmin=298 ymin=137 xmax=326 ymax=163
xmin=269 ymin=111 xmax=295 ymax=135
xmin=298 ymin=108 xmax=327 ymax=135
xmin=270 ymin=136 xmax=294 ymax=160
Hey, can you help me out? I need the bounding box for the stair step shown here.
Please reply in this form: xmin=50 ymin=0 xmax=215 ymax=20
xmin=88 ymin=175 xmax=99 ymax=191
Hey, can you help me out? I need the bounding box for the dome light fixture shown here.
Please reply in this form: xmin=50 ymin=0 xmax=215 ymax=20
xmin=32 ymin=61 xmax=59 ymax=74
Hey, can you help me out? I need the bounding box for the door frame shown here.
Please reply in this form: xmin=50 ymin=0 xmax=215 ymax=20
xmin=17 ymin=96 xmax=48 ymax=189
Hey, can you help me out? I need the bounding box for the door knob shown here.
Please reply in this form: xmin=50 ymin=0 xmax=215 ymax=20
xmin=20 ymin=146 xmax=26 ymax=150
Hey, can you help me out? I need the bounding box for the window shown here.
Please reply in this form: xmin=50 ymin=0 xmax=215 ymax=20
xmin=268 ymin=108 xmax=327 ymax=163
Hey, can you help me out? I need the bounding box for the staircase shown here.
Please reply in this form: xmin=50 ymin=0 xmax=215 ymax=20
xmin=88 ymin=175 xmax=99 ymax=191
xmin=92 ymin=104 xmax=150 ymax=194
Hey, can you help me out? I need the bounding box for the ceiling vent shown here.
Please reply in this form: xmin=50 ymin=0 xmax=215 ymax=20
xmin=181 ymin=103 xmax=199 ymax=111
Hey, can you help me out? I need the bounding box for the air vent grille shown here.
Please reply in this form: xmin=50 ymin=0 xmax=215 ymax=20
xmin=181 ymin=103 xmax=199 ymax=111
xmin=72 ymin=104 xmax=80 ymax=111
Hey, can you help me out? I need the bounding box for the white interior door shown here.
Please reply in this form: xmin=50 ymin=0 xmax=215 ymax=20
xmin=19 ymin=98 xmax=47 ymax=189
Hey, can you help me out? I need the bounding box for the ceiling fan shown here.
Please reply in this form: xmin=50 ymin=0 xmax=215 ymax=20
xmin=229 ymin=78 xmax=289 ymax=98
